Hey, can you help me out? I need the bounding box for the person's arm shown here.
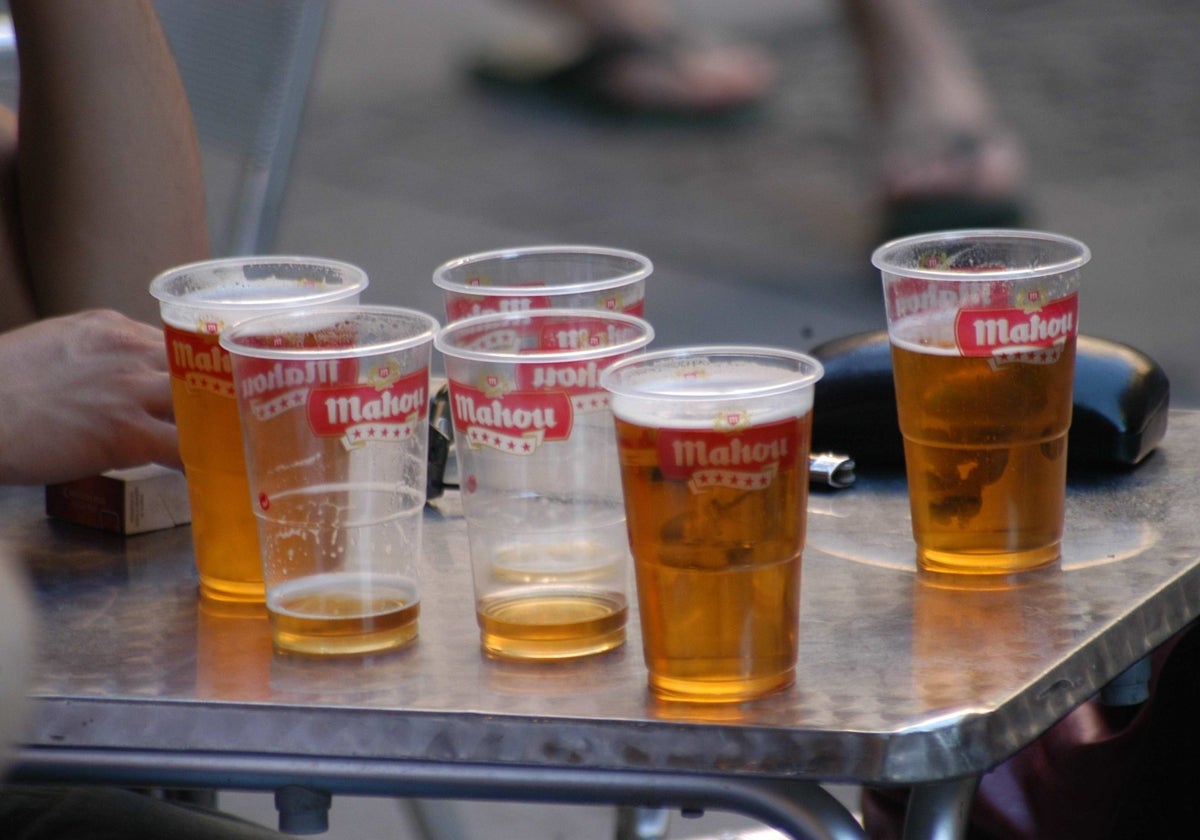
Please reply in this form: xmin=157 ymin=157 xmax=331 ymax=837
xmin=4 ymin=0 xmax=209 ymax=328
xmin=0 ymin=310 xmax=181 ymax=484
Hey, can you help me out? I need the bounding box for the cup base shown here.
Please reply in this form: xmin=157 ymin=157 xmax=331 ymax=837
xmin=267 ymin=573 xmax=421 ymax=657
xmin=199 ymin=576 xmax=266 ymax=604
xmin=477 ymin=590 xmax=627 ymax=661
xmin=648 ymin=669 xmax=795 ymax=704
xmin=271 ymin=620 xmax=419 ymax=657
xmin=482 ymin=626 xmax=626 ymax=661
xmin=917 ymin=543 xmax=1061 ymax=576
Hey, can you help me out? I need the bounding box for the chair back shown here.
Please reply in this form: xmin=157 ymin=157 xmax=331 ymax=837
xmin=156 ymin=0 xmax=328 ymax=256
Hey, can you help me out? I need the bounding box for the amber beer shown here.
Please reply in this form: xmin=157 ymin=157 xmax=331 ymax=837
xmin=603 ymin=348 xmax=822 ymax=702
xmin=615 ymin=412 xmax=810 ymax=701
xmin=475 ymin=581 xmax=628 ymax=661
xmin=164 ymin=321 xmax=264 ymax=601
xmin=266 ymin=567 xmax=422 ymax=656
xmin=892 ymin=328 xmax=1076 ymax=573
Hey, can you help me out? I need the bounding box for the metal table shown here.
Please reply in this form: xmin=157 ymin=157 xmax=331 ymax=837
xmin=9 ymin=411 xmax=1200 ymax=840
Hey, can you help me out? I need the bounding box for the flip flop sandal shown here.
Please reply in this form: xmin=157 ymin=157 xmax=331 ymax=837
xmin=880 ymin=132 xmax=1028 ymax=240
xmin=467 ymin=35 xmax=766 ymax=123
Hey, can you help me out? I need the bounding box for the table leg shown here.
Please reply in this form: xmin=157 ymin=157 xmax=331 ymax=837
xmin=615 ymin=806 xmax=671 ymax=840
xmin=902 ymin=776 xmax=980 ymax=840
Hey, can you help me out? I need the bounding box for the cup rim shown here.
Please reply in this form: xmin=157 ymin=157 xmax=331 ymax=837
xmin=599 ymin=344 xmax=825 ymax=401
xmin=432 ymin=244 xmax=653 ymax=297
xmin=870 ymin=228 xmax=1091 ymax=281
xmin=149 ymin=255 xmax=370 ymax=307
xmin=219 ymin=304 xmax=440 ymax=360
xmin=434 ymin=308 xmax=655 ymax=363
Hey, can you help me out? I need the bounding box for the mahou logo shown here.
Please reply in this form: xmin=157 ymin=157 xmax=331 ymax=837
xmin=306 ymin=366 xmax=428 ymax=448
xmin=955 ymin=291 xmax=1078 ymax=362
xmin=164 ymin=323 xmax=235 ymax=398
xmin=449 ymin=373 xmax=573 ymax=455
xmin=657 ymin=416 xmax=800 ymax=494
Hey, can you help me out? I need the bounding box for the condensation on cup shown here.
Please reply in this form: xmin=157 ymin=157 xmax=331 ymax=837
xmin=600 ymin=346 xmax=824 ymax=702
xmin=873 ymin=229 xmax=1091 ymax=575
xmin=433 ymin=245 xmax=651 ymax=322
xmin=435 ymin=309 xmax=655 ymax=661
xmin=221 ymin=305 xmax=439 ymax=656
xmin=149 ymin=257 xmax=369 ymax=603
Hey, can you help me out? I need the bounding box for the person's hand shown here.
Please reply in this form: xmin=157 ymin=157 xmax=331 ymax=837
xmin=0 ymin=309 xmax=181 ymax=484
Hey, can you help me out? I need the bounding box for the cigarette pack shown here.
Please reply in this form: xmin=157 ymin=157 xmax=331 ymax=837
xmin=45 ymin=464 xmax=192 ymax=535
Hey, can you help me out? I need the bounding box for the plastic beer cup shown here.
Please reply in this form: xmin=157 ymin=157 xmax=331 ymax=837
xmin=873 ymin=229 xmax=1091 ymax=574
xmin=220 ymin=305 xmax=439 ymax=655
xmin=435 ymin=309 xmax=654 ymax=660
xmin=600 ymin=347 xmax=824 ymax=702
xmin=150 ymin=257 xmax=368 ymax=602
xmin=433 ymin=245 xmax=651 ymax=322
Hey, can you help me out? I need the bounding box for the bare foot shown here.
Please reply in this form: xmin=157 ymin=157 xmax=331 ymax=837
xmin=590 ymin=36 xmax=776 ymax=114
xmin=881 ymin=128 xmax=1027 ymax=204
xmin=534 ymin=0 xmax=775 ymax=113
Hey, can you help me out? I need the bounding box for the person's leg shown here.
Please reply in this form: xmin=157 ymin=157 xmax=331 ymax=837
xmin=842 ymin=0 xmax=1026 ymax=234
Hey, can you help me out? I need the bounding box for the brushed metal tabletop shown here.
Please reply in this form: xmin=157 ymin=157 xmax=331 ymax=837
xmin=8 ymin=410 xmax=1200 ymax=838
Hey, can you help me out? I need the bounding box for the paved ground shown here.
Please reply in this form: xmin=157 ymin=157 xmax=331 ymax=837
xmin=225 ymin=0 xmax=1199 ymax=836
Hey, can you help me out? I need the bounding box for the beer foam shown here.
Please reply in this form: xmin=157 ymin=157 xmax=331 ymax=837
xmin=889 ymin=314 xmax=959 ymax=357
xmin=157 ymin=279 xmax=354 ymax=331
xmin=609 ymin=360 xmax=814 ymax=429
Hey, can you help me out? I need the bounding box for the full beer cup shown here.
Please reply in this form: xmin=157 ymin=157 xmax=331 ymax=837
xmin=873 ymin=230 xmax=1091 ymax=575
xmin=600 ymin=347 xmax=824 ymax=702
xmin=433 ymin=245 xmax=651 ymax=322
xmin=435 ymin=309 xmax=654 ymax=660
xmin=150 ymin=257 xmax=368 ymax=602
xmin=220 ymin=305 xmax=439 ymax=655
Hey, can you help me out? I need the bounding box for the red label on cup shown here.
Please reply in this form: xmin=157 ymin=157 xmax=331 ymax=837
xmin=306 ymin=367 xmax=429 ymax=444
xmin=163 ymin=323 xmax=235 ymax=397
xmin=954 ymin=292 xmax=1078 ymax=357
xmin=885 ymin=276 xmax=1002 ymax=321
xmin=656 ymin=416 xmax=802 ymax=493
xmin=448 ymin=378 xmax=574 ymax=454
